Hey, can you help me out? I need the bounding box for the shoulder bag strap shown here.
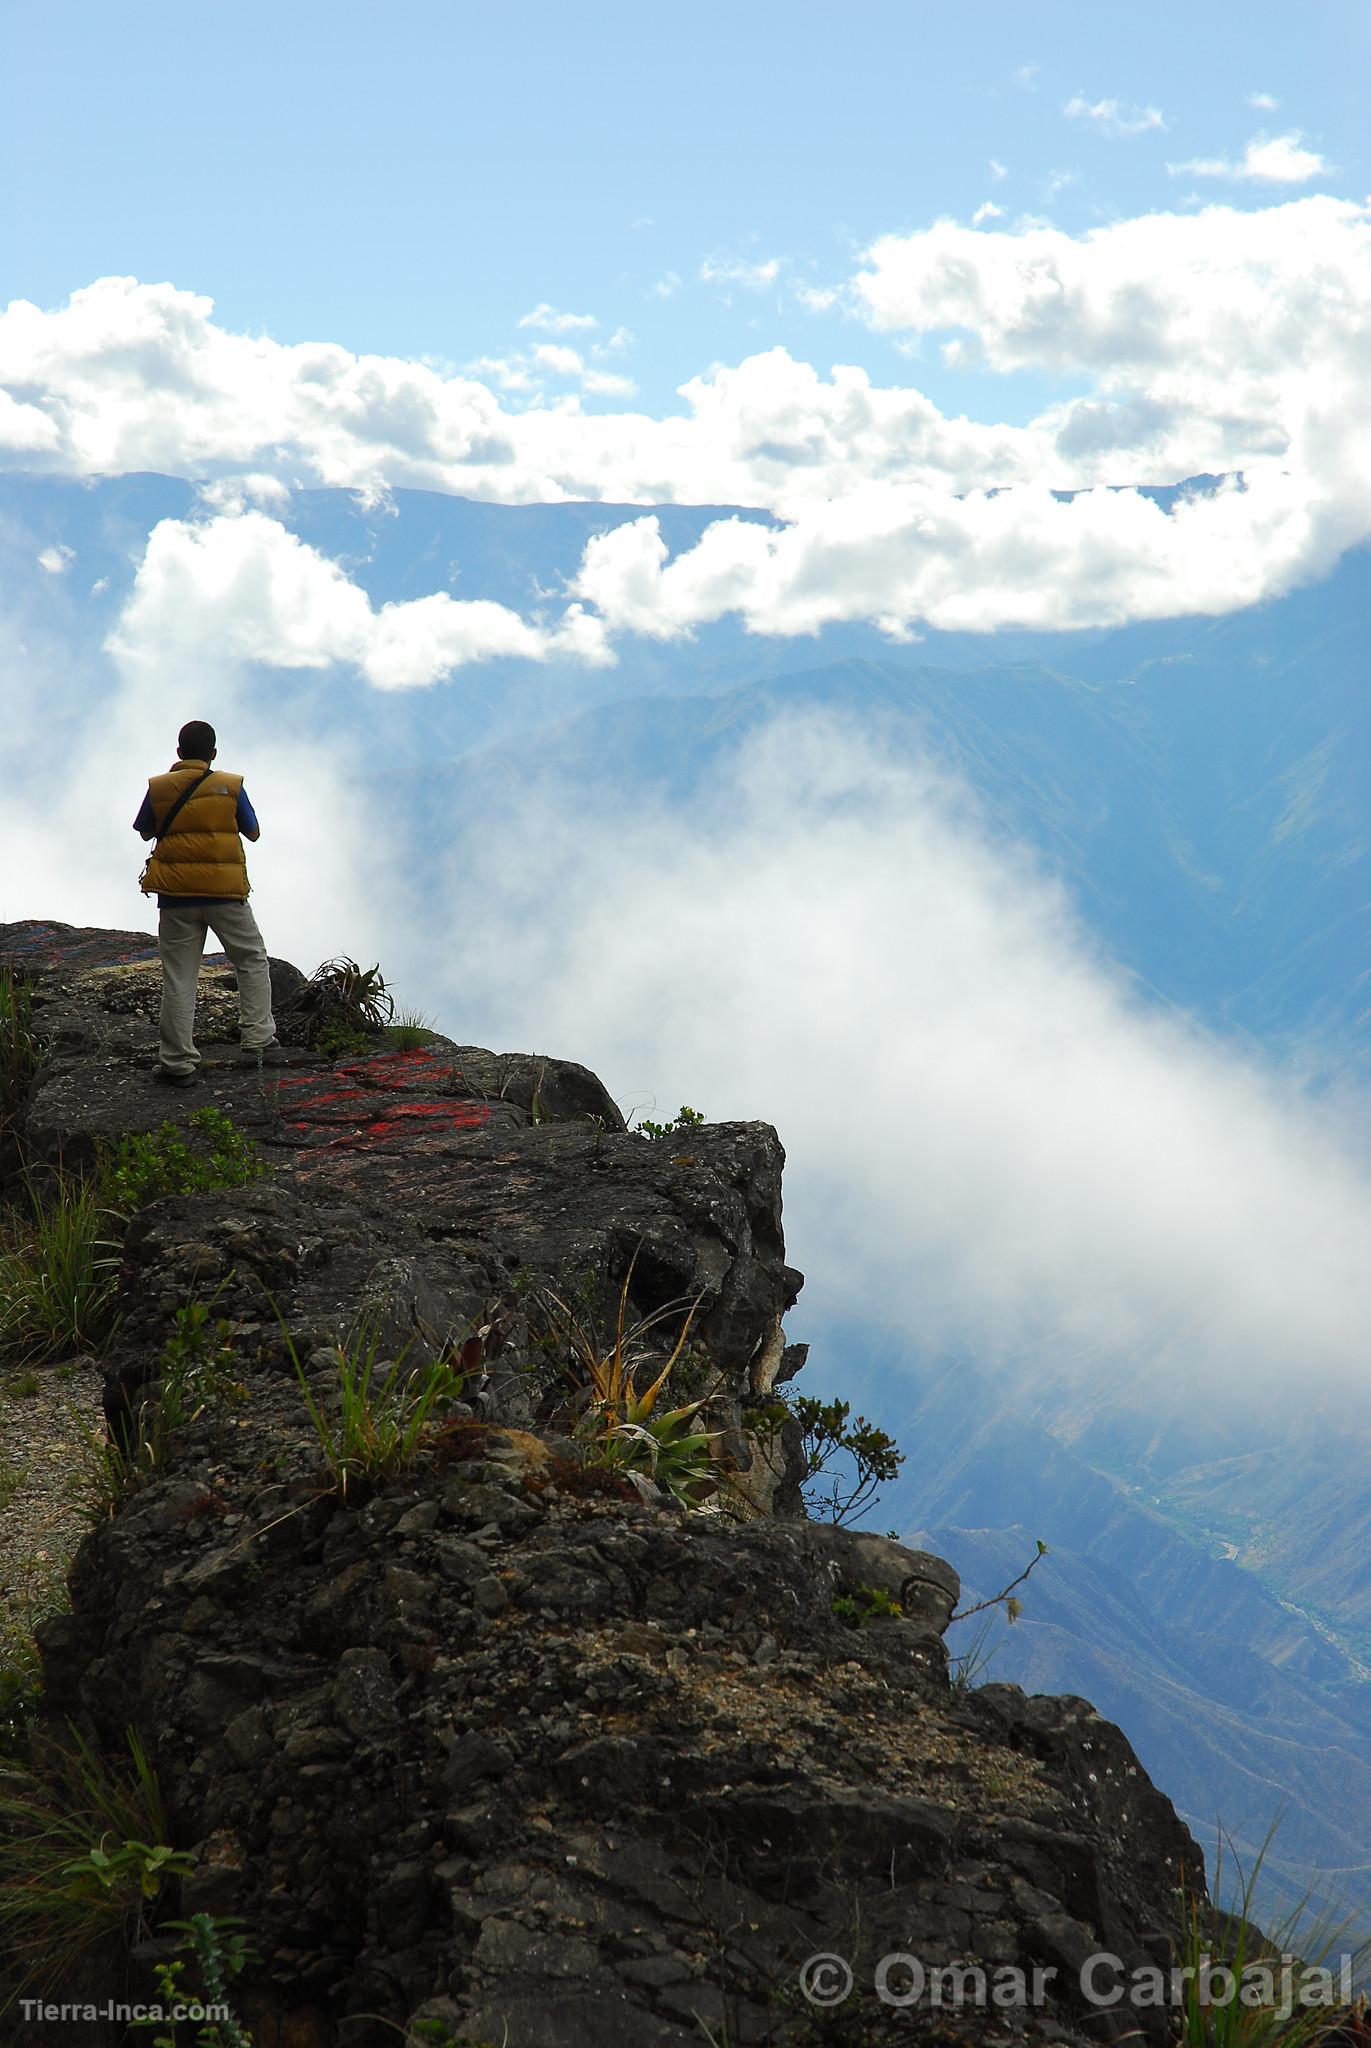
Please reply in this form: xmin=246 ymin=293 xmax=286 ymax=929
xmin=154 ymin=767 xmax=215 ymax=842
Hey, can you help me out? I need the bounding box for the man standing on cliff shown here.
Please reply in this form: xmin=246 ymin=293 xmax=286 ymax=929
xmin=134 ymin=720 xmax=277 ymax=1087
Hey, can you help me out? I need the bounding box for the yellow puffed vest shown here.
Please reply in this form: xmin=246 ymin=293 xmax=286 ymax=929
xmin=139 ymin=759 xmax=251 ymax=899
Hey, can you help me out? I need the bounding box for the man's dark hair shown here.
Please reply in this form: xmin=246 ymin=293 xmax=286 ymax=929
xmin=177 ymin=720 xmax=217 ymax=759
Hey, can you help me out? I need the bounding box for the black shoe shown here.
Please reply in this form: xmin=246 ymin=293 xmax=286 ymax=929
xmin=153 ymin=1065 xmax=199 ymax=1088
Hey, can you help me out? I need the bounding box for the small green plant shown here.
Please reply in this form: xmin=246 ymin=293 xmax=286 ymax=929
xmin=0 ymin=1727 xmax=188 ymax=2007
xmin=4 ymin=1370 xmax=42 ymax=1398
xmin=131 ymin=1912 xmax=256 ymax=2047
xmin=314 ymin=1017 xmax=379 ymax=1059
xmin=0 ymin=1448 xmax=25 ymax=1513
xmin=1174 ymin=1825 xmax=1366 ymax=2046
xmin=635 ymin=1105 xmax=706 ymax=1140
xmin=386 ymin=1008 xmax=434 ymax=1051
xmin=103 ymin=1107 xmax=269 ymax=1215
xmin=93 ymin=1295 xmax=245 ymax=1507
xmin=0 ymin=1171 xmax=122 ymax=1364
xmin=290 ymin=1317 xmax=470 ymax=1496
xmin=831 ymin=1582 xmax=904 ymax=1627
xmin=0 ymin=967 xmax=39 ymax=1136
xmin=791 ymin=1395 xmax=904 ymax=1526
xmin=947 ymin=1613 xmax=1003 ymax=1694
xmin=0 ymin=1666 xmax=41 ymax=1761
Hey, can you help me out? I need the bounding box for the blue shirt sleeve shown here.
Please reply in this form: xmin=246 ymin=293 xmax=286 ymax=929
xmin=237 ymin=787 xmax=259 ymax=836
xmin=133 ymin=792 xmax=155 ymax=837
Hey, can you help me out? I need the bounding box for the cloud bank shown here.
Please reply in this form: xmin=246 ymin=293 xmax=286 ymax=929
xmin=2 ymin=192 xmax=1369 ymax=646
xmin=402 ymin=714 xmax=1371 ymax=1402
xmin=108 ymin=511 xmax=612 ymax=687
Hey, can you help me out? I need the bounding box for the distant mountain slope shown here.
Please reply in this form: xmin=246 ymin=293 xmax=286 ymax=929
xmin=436 ymin=619 xmax=1371 ymax=1053
xmin=819 ymin=1325 xmax=1371 ymax=1926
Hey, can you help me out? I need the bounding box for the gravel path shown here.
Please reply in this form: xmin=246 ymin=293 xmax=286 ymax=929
xmin=0 ymin=1356 xmax=104 ymax=1672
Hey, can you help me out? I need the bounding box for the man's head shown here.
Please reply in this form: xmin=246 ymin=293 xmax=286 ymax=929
xmin=177 ymin=720 xmax=217 ymax=761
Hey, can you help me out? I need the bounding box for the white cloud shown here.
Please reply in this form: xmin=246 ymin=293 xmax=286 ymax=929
xmin=4 ymin=195 xmax=1371 ymax=643
xmin=1012 ymin=64 xmax=1040 ymax=93
xmin=465 ymin=353 xmax=537 ymax=393
xmin=699 ymin=255 xmax=783 ymax=292
xmin=531 ymin=342 xmax=584 ymax=377
xmin=517 ymin=303 xmax=597 ymax=333
xmin=1247 ymin=92 xmax=1279 ymax=113
xmin=1064 ymin=96 xmax=1166 ymax=138
xmin=849 ymin=202 xmax=1371 ymax=550
xmin=972 ymin=202 xmax=1005 ymax=226
xmin=406 ymin=712 xmax=1371 ymax=1402
xmin=0 ymin=387 xmax=60 ymax=454
xmin=197 ymin=473 xmax=292 ymax=514
xmin=1171 ymin=131 xmax=1328 ymax=184
xmin=989 ymin=158 xmax=1008 ymax=182
xmin=581 ymin=369 xmax=636 ymax=398
xmin=37 ymin=543 xmax=74 ymax=574
xmin=108 ymin=510 xmax=612 ymax=689
xmin=650 ymin=271 xmax=682 ymax=300
xmin=570 ymin=472 xmax=1340 ymax=640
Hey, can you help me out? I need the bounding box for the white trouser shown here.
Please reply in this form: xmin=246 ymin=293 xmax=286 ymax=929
xmin=157 ymin=900 xmax=276 ymax=1072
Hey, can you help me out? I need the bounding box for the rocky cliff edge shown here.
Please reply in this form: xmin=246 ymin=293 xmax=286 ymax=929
xmin=0 ymin=921 xmax=1201 ymax=2048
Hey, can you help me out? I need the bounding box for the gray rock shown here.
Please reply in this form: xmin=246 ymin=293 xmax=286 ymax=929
xmin=333 ymin=1646 xmax=397 ymax=1738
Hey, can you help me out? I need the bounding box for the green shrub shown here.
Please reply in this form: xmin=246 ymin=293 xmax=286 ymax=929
xmin=311 ymin=956 xmax=394 ymax=1027
xmin=831 ymin=1582 xmax=903 ymax=1627
xmin=635 ymin=1105 xmax=706 ymax=1140
xmin=314 ymin=1017 xmax=379 ymax=1059
xmin=0 ymin=1109 xmax=266 ymax=1368
xmin=131 ymin=1912 xmax=256 ymax=2048
xmin=577 ymin=1400 xmax=720 ymax=1509
xmin=791 ymin=1395 xmax=904 ymax=1527
xmin=542 ymin=1257 xmax=720 ymax=1508
xmin=102 ymin=1106 xmax=269 ymax=1215
xmin=0 ymin=1666 xmax=41 ymax=1762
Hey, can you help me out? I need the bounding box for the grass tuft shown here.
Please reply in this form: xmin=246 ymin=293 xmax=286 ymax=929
xmin=0 ymin=1727 xmax=191 ymax=2009
xmin=290 ymin=1315 xmax=470 ymax=1496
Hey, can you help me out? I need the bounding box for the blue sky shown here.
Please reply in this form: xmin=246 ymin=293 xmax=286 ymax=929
xmin=3 ymin=0 xmax=1364 ymax=422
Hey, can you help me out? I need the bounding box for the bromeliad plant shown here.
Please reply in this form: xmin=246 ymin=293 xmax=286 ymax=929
xmin=541 ymin=1257 xmax=721 ymax=1508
